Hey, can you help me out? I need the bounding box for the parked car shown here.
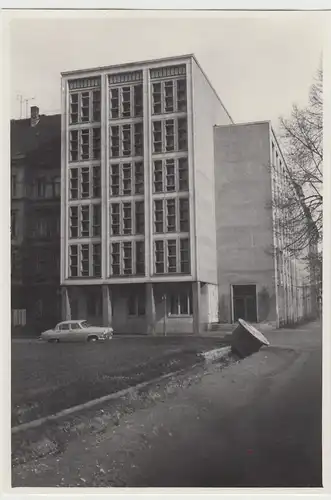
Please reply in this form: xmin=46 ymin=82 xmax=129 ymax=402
xmin=40 ymin=320 xmax=113 ymax=343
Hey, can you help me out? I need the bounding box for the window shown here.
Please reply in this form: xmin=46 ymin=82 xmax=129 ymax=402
xmin=154 ymin=160 xmax=163 ymax=192
xmin=69 ymin=128 xmax=101 ymax=161
xmin=122 ymin=125 xmax=131 ymax=156
xmin=134 ymin=162 xmax=144 ymax=194
xmin=180 ymin=238 xmax=190 ymax=273
xmin=109 ymin=162 xmax=144 ymax=197
xmin=123 ymin=202 xmax=132 ymax=235
xmin=52 ymin=177 xmax=61 ymax=198
xmin=128 ymin=293 xmax=145 ymax=316
xmin=110 ymin=242 xmax=120 ymax=275
xmin=110 ymin=203 xmax=120 ymax=235
xmin=167 ymin=239 xmax=177 ymax=273
xmin=70 ymin=166 xmax=101 ymax=200
xmin=92 ymin=204 xmax=101 ymax=237
xmin=59 ymin=323 xmax=70 ymax=331
xmin=69 ymin=245 xmax=78 ymax=277
xmin=69 ymin=89 xmax=101 ymax=124
xmin=152 ymin=78 xmax=187 ymax=114
xmin=165 ymin=159 xmax=175 ymax=191
xmin=11 ymin=211 xmax=17 ymax=238
xmin=92 ymin=243 xmax=101 ymax=277
xmin=134 ymin=123 xmax=143 ymax=156
xmin=155 ymin=240 xmax=165 ymax=274
xmin=178 ymin=158 xmax=189 ymax=191
xmin=152 ymin=118 xmax=187 ymax=153
xmin=69 ymin=204 xmax=101 ymax=238
xmin=123 ymin=242 xmax=132 ymax=275
xmin=179 ymin=198 xmax=189 ymax=232
xmin=81 ymin=244 xmax=90 ymax=276
xmin=153 ymin=197 xmax=189 ymax=234
xmin=170 ymin=291 xmax=192 ymax=316
xmin=37 ymin=178 xmax=46 ymax=198
xmin=11 ymin=175 xmax=18 ymax=197
xmin=166 ymin=199 xmax=176 ymax=232
xmin=154 ymin=238 xmax=190 ymax=274
xmin=154 ymin=200 xmax=164 ymax=233
xmin=109 ymin=84 xmax=143 ymax=119
xmin=135 ymin=201 xmax=144 ymax=234
xmin=136 ymin=241 xmax=145 ymax=275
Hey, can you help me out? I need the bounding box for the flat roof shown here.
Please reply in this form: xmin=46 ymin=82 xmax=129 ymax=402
xmin=61 ymin=53 xmax=233 ymax=123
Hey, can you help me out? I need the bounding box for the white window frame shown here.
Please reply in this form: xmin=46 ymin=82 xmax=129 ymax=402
xmin=152 ymin=157 xmax=189 ymax=194
xmin=69 ymin=203 xmax=102 ymax=239
xmin=109 ymin=239 xmax=145 ymax=277
xmin=109 ymin=83 xmax=143 ymax=120
xmin=69 ymin=127 xmax=101 ymax=162
xmin=169 ymin=290 xmax=192 ymax=316
xmin=152 ymin=118 xmax=187 ymax=154
xmin=69 ymin=165 xmax=101 ymax=200
xmin=154 ymin=237 xmax=190 ymax=275
xmin=151 ymin=77 xmax=187 ymax=115
xmin=153 ymin=197 xmax=189 ymax=234
xmin=109 ymin=123 xmax=143 ymax=159
xmin=109 ymin=200 xmax=144 ymax=236
xmin=69 ymin=89 xmax=101 ymax=125
xmin=68 ymin=242 xmax=102 ymax=278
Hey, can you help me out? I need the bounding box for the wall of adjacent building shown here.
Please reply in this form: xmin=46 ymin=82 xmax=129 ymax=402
xmin=191 ymin=59 xmax=233 ymax=287
xmin=214 ymin=122 xmax=277 ymax=324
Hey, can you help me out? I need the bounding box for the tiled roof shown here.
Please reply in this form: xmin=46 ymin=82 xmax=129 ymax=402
xmin=11 ymin=114 xmax=61 ymax=167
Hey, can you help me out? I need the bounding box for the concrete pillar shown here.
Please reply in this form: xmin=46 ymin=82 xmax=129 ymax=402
xmin=146 ymin=283 xmax=156 ymax=335
xmin=61 ymin=287 xmax=71 ymax=321
xmin=192 ymin=281 xmax=201 ymax=335
xmin=102 ymin=285 xmax=112 ymax=327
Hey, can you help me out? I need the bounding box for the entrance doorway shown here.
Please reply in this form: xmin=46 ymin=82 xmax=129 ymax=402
xmin=232 ymin=284 xmax=257 ymax=323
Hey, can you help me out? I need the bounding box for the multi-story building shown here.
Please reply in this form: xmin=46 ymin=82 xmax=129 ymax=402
xmin=11 ymin=107 xmax=61 ymax=334
xmin=214 ymin=121 xmax=314 ymax=327
xmin=60 ymin=55 xmax=315 ymax=334
xmin=60 ymin=54 xmax=233 ymax=334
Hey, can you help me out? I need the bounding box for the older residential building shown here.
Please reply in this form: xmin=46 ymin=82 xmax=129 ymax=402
xmin=60 ymin=54 xmax=233 ymax=334
xmin=11 ymin=107 xmax=61 ymax=333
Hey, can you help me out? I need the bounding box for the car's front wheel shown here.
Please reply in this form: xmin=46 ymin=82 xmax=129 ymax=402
xmin=87 ymin=335 xmax=98 ymax=342
xmin=49 ymin=338 xmax=60 ymax=343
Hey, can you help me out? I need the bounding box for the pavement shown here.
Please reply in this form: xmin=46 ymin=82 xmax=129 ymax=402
xmin=11 ymin=321 xmax=322 ymax=488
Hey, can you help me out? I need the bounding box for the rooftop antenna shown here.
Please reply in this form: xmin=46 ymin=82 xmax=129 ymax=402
xmin=24 ymin=97 xmax=35 ymax=118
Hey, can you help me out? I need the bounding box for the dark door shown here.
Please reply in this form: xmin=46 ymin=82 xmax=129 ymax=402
xmin=233 ymin=285 xmax=257 ymax=323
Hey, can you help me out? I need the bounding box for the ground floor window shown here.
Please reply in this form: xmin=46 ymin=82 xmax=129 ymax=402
xmin=232 ymin=284 xmax=257 ymax=323
xmin=128 ymin=292 xmax=145 ymax=316
xmin=169 ymin=290 xmax=192 ymax=316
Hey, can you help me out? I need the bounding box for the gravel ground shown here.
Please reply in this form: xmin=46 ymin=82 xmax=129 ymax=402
xmin=11 ymin=336 xmax=228 ymax=426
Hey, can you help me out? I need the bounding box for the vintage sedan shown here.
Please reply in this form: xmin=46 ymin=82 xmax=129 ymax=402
xmin=40 ymin=320 xmax=113 ymax=343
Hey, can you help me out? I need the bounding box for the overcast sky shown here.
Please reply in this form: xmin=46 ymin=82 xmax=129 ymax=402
xmin=8 ymin=11 xmax=324 ymax=130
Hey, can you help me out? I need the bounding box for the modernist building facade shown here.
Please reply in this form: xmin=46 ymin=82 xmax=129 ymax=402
xmin=60 ymin=55 xmax=233 ymax=334
xmin=60 ymin=55 xmax=314 ymax=334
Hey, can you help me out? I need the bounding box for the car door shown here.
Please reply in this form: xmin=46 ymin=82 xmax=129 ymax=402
xmin=58 ymin=323 xmax=71 ymax=341
xmin=69 ymin=322 xmax=85 ymax=342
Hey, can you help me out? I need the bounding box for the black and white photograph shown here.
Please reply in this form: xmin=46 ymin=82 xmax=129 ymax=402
xmin=3 ymin=5 xmax=329 ymax=493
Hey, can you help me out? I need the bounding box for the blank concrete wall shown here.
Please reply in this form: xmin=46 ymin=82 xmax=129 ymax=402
xmin=214 ymin=122 xmax=276 ymax=323
xmin=191 ymin=59 xmax=232 ymax=285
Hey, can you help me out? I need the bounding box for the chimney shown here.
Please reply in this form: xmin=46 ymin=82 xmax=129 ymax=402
xmin=30 ymin=106 xmax=40 ymax=127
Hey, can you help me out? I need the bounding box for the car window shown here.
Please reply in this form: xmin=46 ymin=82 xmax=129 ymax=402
xmin=59 ymin=324 xmax=70 ymax=331
xmin=81 ymin=321 xmax=91 ymax=328
xmin=70 ymin=323 xmax=81 ymax=330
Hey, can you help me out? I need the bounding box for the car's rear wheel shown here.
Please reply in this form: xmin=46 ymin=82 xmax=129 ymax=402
xmin=49 ymin=338 xmax=59 ymax=343
xmin=87 ymin=335 xmax=98 ymax=342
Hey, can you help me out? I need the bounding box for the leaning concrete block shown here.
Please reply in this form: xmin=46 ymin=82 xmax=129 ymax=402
xmin=231 ymin=319 xmax=270 ymax=358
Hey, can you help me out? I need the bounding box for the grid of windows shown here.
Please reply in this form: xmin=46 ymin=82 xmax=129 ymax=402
xmin=109 ymin=161 xmax=144 ymax=196
xmin=110 ymin=201 xmax=145 ymax=236
xmin=69 ymin=89 xmax=101 ymax=124
xmin=69 ymin=165 xmax=101 ymax=199
xmin=69 ymin=204 xmax=101 ymax=238
xmin=152 ymin=118 xmax=187 ymax=154
xmin=154 ymin=238 xmax=190 ymax=274
xmin=153 ymin=198 xmax=189 ymax=234
xmin=110 ymin=123 xmax=143 ymax=158
xmin=110 ymin=241 xmax=145 ymax=276
xmin=109 ymin=84 xmax=143 ymax=119
xmin=152 ymin=78 xmax=187 ymax=114
xmin=69 ymin=243 xmax=101 ymax=278
xmin=153 ymin=157 xmax=189 ymax=193
xmin=69 ymin=128 xmax=101 ymax=162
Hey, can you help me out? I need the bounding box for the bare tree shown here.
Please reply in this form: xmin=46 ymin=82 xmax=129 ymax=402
xmin=273 ymin=67 xmax=322 ymax=300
